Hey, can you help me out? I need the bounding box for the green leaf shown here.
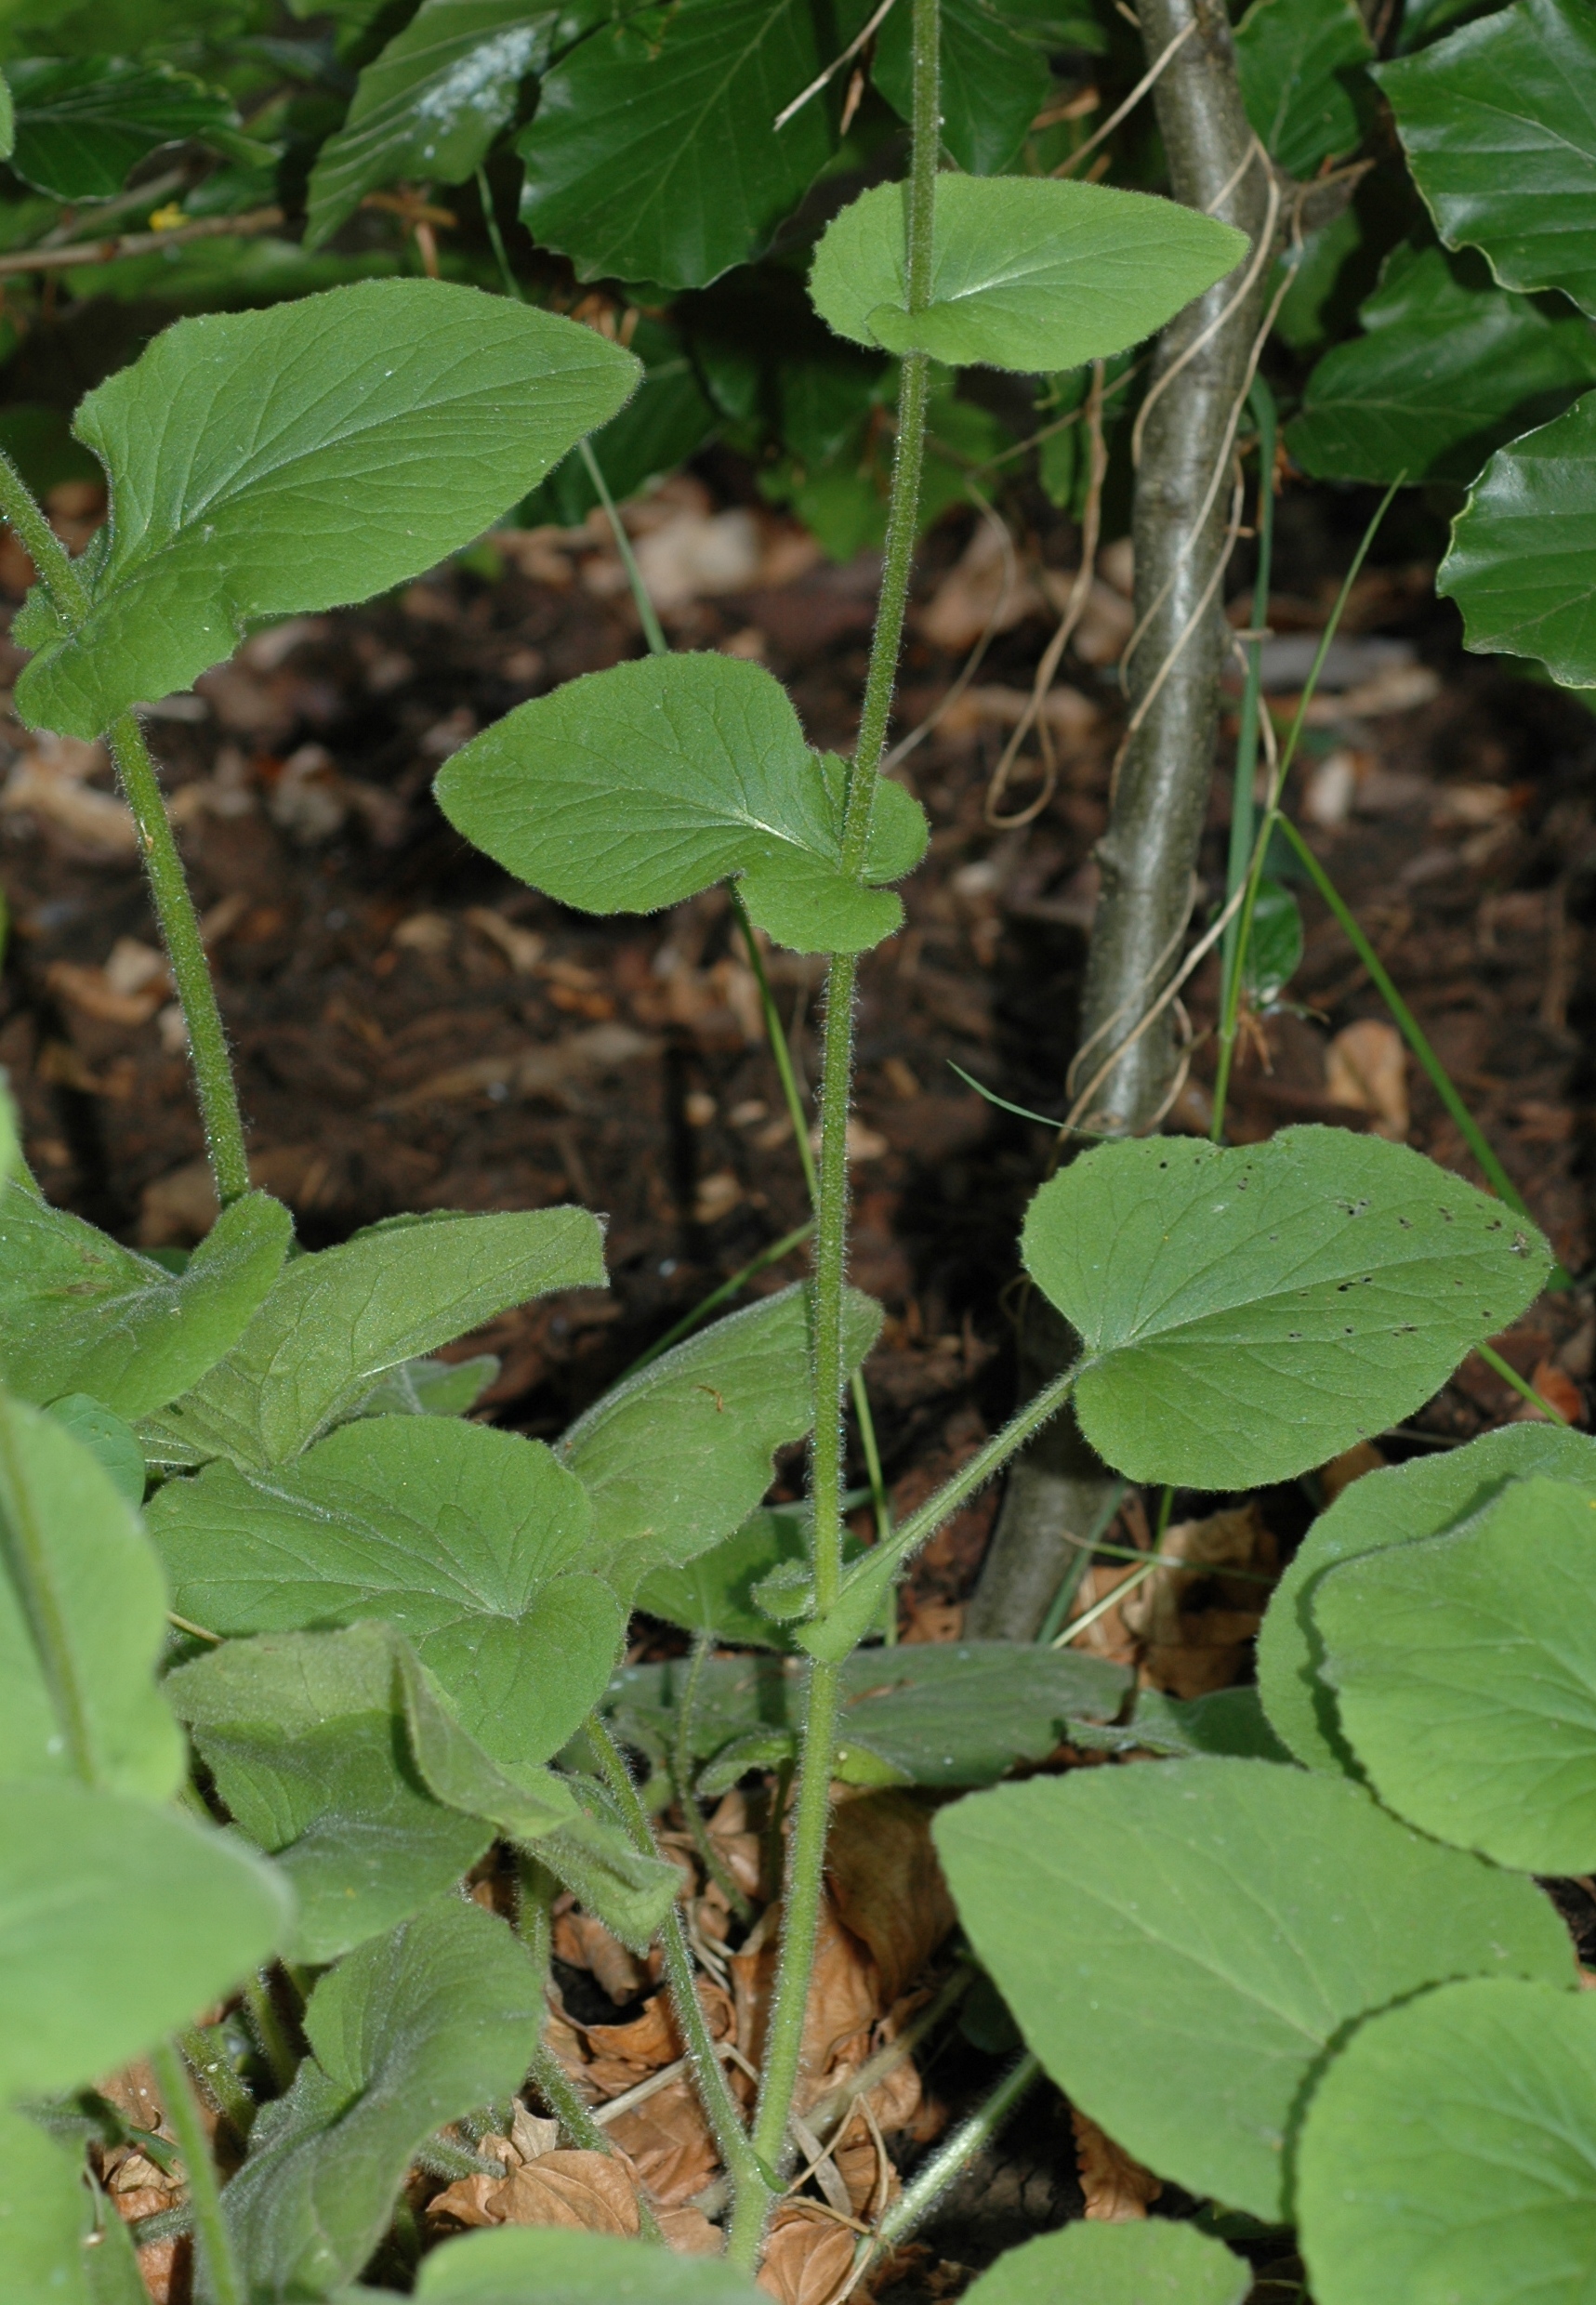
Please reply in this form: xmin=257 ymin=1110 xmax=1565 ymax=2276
xmin=534 ymin=1785 xmax=683 ymax=1951
xmin=1242 ymin=878 xmax=1304 ymax=1006
xmin=412 ymin=2224 xmax=768 ymax=2301
xmin=306 ymin=0 xmax=547 ymax=249
xmin=224 ymin=1898 xmax=540 ymax=2298
xmin=150 ymin=1416 xmax=623 ymax=1768
xmin=1258 ymin=1421 xmax=1596 ymax=1772
xmin=1286 ymin=243 xmax=1596 ymax=485
xmin=517 ymin=0 xmax=838 ymax=292
xmin=1375 ymin=0 xmax=1596 ymax=317
xmin=15 ymin=283 xmax=640 ymax=741
xmin=1297 ymin=1978 xmax=1596 ymax=2305
xmin=0 ymin=1393 xmax=181 ymax=1799
xmin=1022 ymin=1126 xmax=1551 ymax=1490
xmin=41 ymin=1395 xmax=142 ymax=1507
xmin=140 ymin=1205 xmax=604 ymax=1470
xmin=606 ymin=1640 xmax=1128 ymax=1790
xmin=872 ymin=0 xmax=1049 ymax=176
xmin=166 ymin=1627 xmax=496 ymax=1961
xmin=0 ymin=69 xmax=13 ymax=165
xmin=637 ymin=1502 xmax=846 ymax=1650
xmin=435 ymin=652 xmax=929 ymax=957
xmin=1312 ymin=1473 xmax=1596 ymax=1869
xmin=1073 ymin=1684 xmax=1295 ymax=1763
xmin=559 ymin=1282 xmax=882 ymax=1591
xmin=0 ymin=1778 xmax=289 ymax=2099
xmin=354 ymin=1353 xmax=499 ymax=1419
xmin=7 ymin=56 xmax=237 ymax=201
xmin=520 ymin=317 xmax=719 ymax=528
xmin=962 ymin=2222 xmax=1250 ymax=2305
xmin=0 ymin=2102 xmax=97 ymax=2305
xmin=0 ymin=1079 xmax=16 ymax=1185
xmin=0 ymin=1186 xmax=290 ymax=1421
xmin=1437 ymin=388 xmax=1596 ymax=687
xmin=933 ymin=1758 xmax=1573 ymax=2219
xmin=1234 ymin=0 xmax=1374 ymax=177
xmin=809 ymin=175 xmax=1248 ymax=372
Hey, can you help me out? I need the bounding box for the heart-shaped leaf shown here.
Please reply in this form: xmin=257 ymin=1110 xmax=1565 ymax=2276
xmin=149 ymin=1416 xmax=623 ymax=1768
xmin=809 ymin=175 xmax=1247 ymax=372
xmin=559 ymin=1282 xmax=882 ymax=1589
xmin=0 ymin=1393 xmax=181 ymax=1799
xmin=223 ymin=1899 xmax=540 ymax=2299
xmin=0 ymin=1779 xmax=289 ymax=2099
xmin=435 ymin=652 xmax=928 ymax=956
xmin=962 ymin=2222 xmax=1249 ymax=2305
xmin=1258 ymin=1424 xmax=1596 ymax=1772
xmin=1438 ymin=388 xmax=1596 ymax=687
xmin=306 ymin=0 xmax=551 ymax=250
xmin=1022 ymin=1126 xmax=1550 ymax=1490
xmin=1234 ymin=0 xmax=1374 ymax=178
xmin=1375 ymin=0 xmax=1596 ymax=317
xmin=1287 ymin=244 xmax=1596 ymax=486
xmin=42 ymin=1395 xmax=144 ymax=1507
xmin=1298 ymin=1980 xmax=1596 ymax=2305
xmin=934 ymin=1758 xmax=1573 ymax=2219
xmin=1313 ymin=1474 xmax=1596 ymax=1869
xmin=14 ymin=282 xmax=640 ymax=739
xmin=141 ymin=1205 xmax=604 ymax=1470
xmin=0 ymin=1185 xmax=290 ymax=1421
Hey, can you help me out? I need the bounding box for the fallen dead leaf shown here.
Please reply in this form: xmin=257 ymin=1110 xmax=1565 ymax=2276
xmin=1318 ymin=1439 xmax=1386 ymax=1505
xmin=1119 ymin=1501 xmax=1278 ymax=1699
xmin=898 ymin=1596 xmax=964 ymax=1644
xmin=917 ymin=521 xmax=1039 ymax=652
xmin=757 ymin=2204 xmax=858 ymax=2305
xmin=657 ymin=2204 xmax=723 ymax=2254
xmin=1072 ymin=2108 xmax=1162 ymax=2221
xmin=631 ymin=508 xmax=763 ymax=610
xmin=2 ymin=735 xmax=137 ymax=857
xmin=1512 ymin=1359 xmax=1585 ymax=1427
xmin=553 ymin=1909 xmax=650 ymax=2006
xmin=1325 ymin=1019 xmax=1408 ymax=1140
xmin=603 ymin=2074 xmax=719 ymax=2205
xmin=936 ymin=682 xmax=1099 ymax=745
xmin=430 ymin=2148 xmax=640 ymax=2237
xmin=826 ymin=1793 xmax=956 ymax=2007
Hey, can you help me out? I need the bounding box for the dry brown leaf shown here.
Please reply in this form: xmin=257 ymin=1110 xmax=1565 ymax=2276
xmin=757 ymin=2204 xmax=858 ymax=2305
xmin=604 ymin=2074 xmax=719 ymax=2205
xmin=657 ymin=2204 xmax=723 ymax=2255
xmin=1061 ymin=1561 xmax=1145 ymax=1670
xmin=917 ymin=522 xmax=1041 ymax=652
xmin=1318 ymin=1439 xmax=1386 ymax=1505
xmin=826 ymin=1793 xmax=956 ymax=2006
xmin=553 ymin=1910 xmax=649 ymax=2005
xmin=1119 ymin=1500 xmax=1277 ymax=1699
xmin=831 ymin=2110 xmax=901 ymax=2217
xmin=1326 ymin=1019 xmax=1408 ymax=1141
xmin=899 ymin=1597 xmax=965 ymax=1645
xmin=937 ymin=683 xmax=1099 ymax=744
xmin=431 ymin=2149 xmax=640 ymax=2237
xmin=1513 ymin=1359 xmax=1585 ymax=1426
xmin=731 ymin=1897 xmax=878 ymax=2117
xmin=2 ymin=741 xmax=138 ymax=857
xmin=1072 ymin=2108 xmax=1162 ymax=2221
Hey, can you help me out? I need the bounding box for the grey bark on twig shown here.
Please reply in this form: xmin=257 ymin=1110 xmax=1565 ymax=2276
xmin=968 ymin=0 xmax=1277 ymax=1640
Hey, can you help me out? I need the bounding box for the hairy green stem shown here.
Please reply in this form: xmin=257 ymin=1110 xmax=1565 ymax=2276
xmin=240 ymin=1973 xmax=297 ymax=2095
xmin=109 ymin=713 xmax=250 ymax=1203
xmin=587 ymin=1714 xmax=766 ymax=2199
xmin=731 ymin=889 xmax=894 ymax=1565
xmin=1212 ymin=375 xmax=1277 ymax=1132
xmin=0 ymin=449 xmax=248 ymax=1204
xmin=176 ymin=2025 xmax=256 ymax=2140
xmin=149 ymin=2037 xmax=244 ymax=2305
xmin=871 ymin=2051 xmax=1040 ymax=2253
xmin=1273 ymin=814 xmax=1530 ymax=1217
xmin=1478 ymin=1338 xmax=1571 ymax=1425
xmin=731 ymin=12 xmax=941 ymax=2265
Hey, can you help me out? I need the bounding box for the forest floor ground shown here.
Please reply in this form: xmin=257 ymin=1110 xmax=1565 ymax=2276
xmin=7 ymin=467 xmax=1596 ymax=2300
